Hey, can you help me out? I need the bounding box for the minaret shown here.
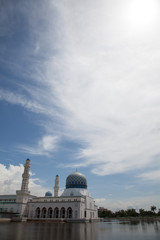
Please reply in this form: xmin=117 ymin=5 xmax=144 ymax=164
xmin=54 ymin=175 xmax=59 ymax=197
xmin=16 ymin=159 xmax=31 ymax=204
xmin=21 ymin=159 xmax=30 ymax=193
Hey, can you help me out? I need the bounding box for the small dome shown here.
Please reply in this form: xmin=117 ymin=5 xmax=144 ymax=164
xmin=66 ymin=171 xmax=87 ymax=189
xmin=45 ymin=191 xmax=52 ymax=197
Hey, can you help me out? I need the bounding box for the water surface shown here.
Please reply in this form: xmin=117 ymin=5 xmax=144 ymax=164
xmin=0 ymin=220 xmax=160 ymax=240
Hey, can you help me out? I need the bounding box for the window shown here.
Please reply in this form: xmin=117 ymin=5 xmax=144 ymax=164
xmin=35 ymin=208 xmax=40 ymax=218
xmin=54 ymin=208 xmax=59 ymax=218
xmin=48 ymin=208 xmax=53 ymax=218
xmin=67 ymin=207 xmax=72 ymax=218
xmin=60 ymin=207 xmax=65 ymax=218
xmin=41 ymin=208 xmax=46 ymax=218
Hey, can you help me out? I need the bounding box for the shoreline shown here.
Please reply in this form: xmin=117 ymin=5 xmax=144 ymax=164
xmin=103 ymin=217 xmax=160 ymax=221
xmin=0 ymin=217 xmax=160 ymax=223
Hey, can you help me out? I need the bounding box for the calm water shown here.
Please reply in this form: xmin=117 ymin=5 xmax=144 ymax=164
xmin=0 ymin=221 xmax=160 ymax=240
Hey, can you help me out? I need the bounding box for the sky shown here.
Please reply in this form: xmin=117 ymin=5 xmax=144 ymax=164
xmin=0 ymin=0 xmax=160 ymax=211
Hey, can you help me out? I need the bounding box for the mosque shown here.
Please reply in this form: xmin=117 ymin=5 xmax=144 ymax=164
xmin=0 ymin=159 xmax=98 ymax=222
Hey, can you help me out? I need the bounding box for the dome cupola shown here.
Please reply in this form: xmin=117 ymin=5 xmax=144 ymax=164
xmin=45 ymin=191 xmax=52 ymax=197
xmin=66 ymin=171 xmax=87 ymax=189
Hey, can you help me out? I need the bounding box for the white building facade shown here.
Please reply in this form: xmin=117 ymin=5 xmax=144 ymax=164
xmin=0 ymin=159 xmax=98 ymax=222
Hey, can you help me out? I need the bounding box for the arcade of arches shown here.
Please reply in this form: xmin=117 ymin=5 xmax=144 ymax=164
xmin=35 ymin=207 xmax=73 ymax=219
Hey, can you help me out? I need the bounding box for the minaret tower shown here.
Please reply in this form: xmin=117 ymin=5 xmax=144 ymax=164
xmin=16 ymin=159 xmax=31 ymax=204
xmin=54 ymin=175 xmax=59 ymax=197
xmin=21 ymin=159 xmax=30 ymax=193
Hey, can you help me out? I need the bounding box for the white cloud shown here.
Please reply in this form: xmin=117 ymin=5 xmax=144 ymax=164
xmin=29 ymin=178 xmax=52 ymax=197
xmin=125 ymin=0 xmax=158 ymax=31
xmin=137 ymin=170 xmax=160 ymax=182
xmin=37 ymin=0 xmax=160 ymax=176
xmin=18 ymin=135 xmax=58 ymax=156
xmin=1 ymin=0 xmax=160 ymax=176
xmin=0 ymin=163 xmax=24 ymax=194
xmin=95 ymin=195 xmax=160 ymax=211
xmin=34 ymin=42 xmax=40 ymax=53
xmin=0 ymin=89 xmax=45 ymax=114
xmin=0 ymin=163 xmax=52 ymax=196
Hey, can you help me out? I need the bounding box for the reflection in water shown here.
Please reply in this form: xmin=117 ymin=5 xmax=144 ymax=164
xmin=8 ymin=222 xmax=97 ymax=240
xmin=0 ymin=221 xmax=160 ymax=240
xmin=140 ymin=220 xmax=160 ymax=233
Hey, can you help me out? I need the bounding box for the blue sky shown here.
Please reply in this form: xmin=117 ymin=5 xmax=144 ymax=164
xmin=0 ymin=0 xmax=160 ymax=211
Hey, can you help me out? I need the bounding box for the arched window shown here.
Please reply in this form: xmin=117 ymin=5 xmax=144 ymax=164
xmin=54 ymin=207 xmax=59 ymax=218
xmin=35 ymin=207 xmax=40 ymax=218
xmin=60 ymin=207 xmax=65 ymax=218
xmin=41 ymin=207 xmax=46 ymax=218
xmin=48 ymin=207 xmax=53 ymax=218
xmin=67 ymin=207 xmax=72 ymax=218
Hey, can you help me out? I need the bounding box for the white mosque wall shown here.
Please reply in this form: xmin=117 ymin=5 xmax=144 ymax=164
xmin=0 ymin=160 xmax=98 ymax=221
xmin=0 ymin=201 xmax=26 ymax=215
xmin=28 ymin=195 xmax=98 ymax=220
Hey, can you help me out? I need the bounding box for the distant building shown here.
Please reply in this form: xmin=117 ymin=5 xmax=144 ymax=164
xmin=0 ymin=159 xmax=98 ymax=222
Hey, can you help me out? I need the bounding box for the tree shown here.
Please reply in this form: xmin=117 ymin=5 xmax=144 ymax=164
xmin=115 ymin=210 xmax=127 ymax=217
xmin=150 ymin=206 xmax=157 ymax=213
xmin=157 ymin=209 xmax=160 ymax=216
xmin=139 ymin=208 xmax=145 ymax=216
xmin=126 ymin=209 xmax=138 ymax=217
xmin=98 ymin=208 xmax=114 ymax=218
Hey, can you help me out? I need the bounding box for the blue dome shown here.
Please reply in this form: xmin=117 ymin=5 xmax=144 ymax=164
xmin=45 ymin=191 xmax=52 ymax=197
xmin=66 ymin=171 xmax=87 ymax=189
